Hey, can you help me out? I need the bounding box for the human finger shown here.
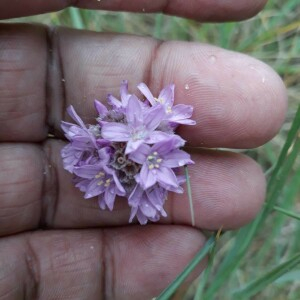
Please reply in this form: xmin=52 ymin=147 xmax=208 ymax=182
xmin=0 ymin=0 xmax=267 ymax=22
xmin=0 ymin=141 xmax=265 ymax=236
xmin=0 ymin=226 xmax=206 ymax=300
xmin=0 ymin=25 xmax=287 ymax=148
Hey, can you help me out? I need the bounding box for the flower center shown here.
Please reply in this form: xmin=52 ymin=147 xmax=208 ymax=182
xmin=131 ymin=126 xmax=147 ymax=141
xmin=154 ymin=97 xmax=165 ymax=104
xmin=147 ymin=151 xmax=163 ymax=170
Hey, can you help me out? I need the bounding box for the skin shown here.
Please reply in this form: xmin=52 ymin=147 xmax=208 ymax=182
xmin=0 ymin=1 xmax=288 ymax=299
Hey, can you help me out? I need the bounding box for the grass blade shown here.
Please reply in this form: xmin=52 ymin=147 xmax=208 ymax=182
xmin=273 ymin=205 xmax=300 ymax=221
xmin=266 ymin=105 xmax=300 ymax=186
xmin=255 ymin=169 xmax=300 ymax=265
xmin=193 ymin=235 xmax=218 ymax=299
xmin=184 ymin=165 xmax=195 ymax=227
xmin=203 ymin=105 xmax=300 ymax=299
xmin=234 ymin=252 xmax=300 ymax=299
xmin=156 ymin=236 xmax=216 ymax=300
xmin=68 ymin=7 xmax=85 ymax=29
xmin=154 ymin=14 xmax=164 ymax=39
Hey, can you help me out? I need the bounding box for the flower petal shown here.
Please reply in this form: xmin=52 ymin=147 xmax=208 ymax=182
xmin=98 ymin=196 xmax=106 ymax=210
xmin=84 ymin=179 xmax=105 ymax=198
xmin=140 ymin=164 xmax=157 ymax=189
xmin=120 ymin=80 xmax=130 ymax=107
xmin=61 ymin=144 xmax=83 ymax=173
xmin=96 ymin=139 xmax=111 ymax=148
xmin=159 ymin=84 xmax=174 ymax=106
xmin=171 ymin=119 xmax=196 ymax=125
xmin=158 ymin=180 xmax=184 ymax=193
xmin=144 ymin=104 xmax=165 ymax=131
xmin=125 ymin=139 xmax=144 ymax=155
xmin=129 ymin=206 xmax=138 ymax=223
xmin=61 ymin=121 xmax=74 ymax=135
xmin=101 ymin=123 xmax=130 ymax=141
xmin=137 ymin=82 xmax=156 ymax=106
xmin=151 ymin=136 xmax=185 ymax=155
xmin=146 ymin=186 xmax=166 ymax=211
xmin=129 ymin=143 xmax=150 ymax=164
xmin=107 ymin=94 xmax=122 ymax=108
xmin=139 ymin=198 xmax=157 ymax=218
xmin=73 ymin=165 xmax=102 ymax=179
xmin=71 ymin=136 xmax=95 ymax=150
xmin=126 ymin=95 xmax=143 ymax=126
xmin=136 ymin=209 xmax=149 ymax=225
xmin=75 ymin=178 xmax=90 ymax=192
xmin=156 ymin=167 xmax=178 ymax=188
xmin=112 ymin=172 xmax=126 ymax=195
xmin=67 ymin=105 xmax=87 ymax=129
xmin=162 ymin=149 xmax=194 ymax=168
xmin=104 ymin=187 xmax=116 ymax=211
xmin=168 ymin=104 xmax=196 ymax=125
xmin=146 ymin=131 xmax=172 ymax=144
xmin=94 ymin=100 xmax=108 ymax=115
xmin=128 ymin=184 xmax=143 ymax=207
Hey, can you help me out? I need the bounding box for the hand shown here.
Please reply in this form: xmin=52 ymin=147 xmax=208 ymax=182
xmin=0 ymin=1 xmax=287 ymax=299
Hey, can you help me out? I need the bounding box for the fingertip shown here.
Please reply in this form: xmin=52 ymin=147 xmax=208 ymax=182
xmin=166 ymin=0 xmax=268 ymax=22
xmin=111 ymin=226 xmax=207 ymax=298
xmin=171 ymin=150 xmax=266 ymax=230
xmin=156 ymin=43 xmax=288 ymax=148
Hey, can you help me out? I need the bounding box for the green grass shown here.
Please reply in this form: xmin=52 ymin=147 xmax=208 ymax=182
xmin=6 ymin=0 xmax=300 ymax=298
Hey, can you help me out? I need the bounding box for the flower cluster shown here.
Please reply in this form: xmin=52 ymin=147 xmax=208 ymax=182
xmin=61 ymin=81 xmax=195 ymax=224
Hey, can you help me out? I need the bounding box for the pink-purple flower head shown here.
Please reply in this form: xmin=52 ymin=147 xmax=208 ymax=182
xmin=138 ymin=83 xmax=196 ymax=126
xmin=129 ymin=136 xmax=193 ymax=190
xmin=101 ymin=95 xmax=171 ymax=154
xmin=74 ymin=163 xmax=126 ymax=211
xmin=61 ymin=81 xmax=196 ymax=224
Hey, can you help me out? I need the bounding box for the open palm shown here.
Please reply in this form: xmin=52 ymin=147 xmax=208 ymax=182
xmin=0 ymin=1 xmax=287 ymax=299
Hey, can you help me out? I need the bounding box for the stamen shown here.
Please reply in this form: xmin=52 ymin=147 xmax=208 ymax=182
xmin=154 ymin=97 xmax=165 ymax=104
xmin=97 ymin=180 xmax=104 ymax=186
xmin=166 ymin=106 xmax=172 ymax=113
xmin=104 ymin=178 xmax=111 ymax=187
xmin=149 ymin=164 xmax=154 ymax=170
xmin=95 ymin=172 xmax=105 ymax=178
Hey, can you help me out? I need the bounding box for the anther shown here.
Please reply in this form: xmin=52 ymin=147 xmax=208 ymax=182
xmin=95 ymin=172 xmax=105 ymax=179
xmin=104 ymin=178 xmax=111 ymax=187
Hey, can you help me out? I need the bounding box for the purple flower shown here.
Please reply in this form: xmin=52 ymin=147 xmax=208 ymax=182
xmin=61 ymin=144 xmax=84 ymax=173
xmin=129 ymin=136 xmax=194 ymax=190
xmin=74 ymin=163 xmax=126 ymax=210
xmin=101 ymin=95 xmax=170 ymax=154
xmin=107 ymin=80 xmax=131 ymax=109
xmin=128 ymin=184 xmax=167 ymax=225
xmin=94 ymin=99 xmax=108 ymax=121
xmin=61 ymin=106 xmax=99 ymax=172
xmin=61 ymin=106 xmax=98 ymax=148
xmin=60 ymin=81 xmax=196 ymax=225
xmin=138 ymin=83 xmax=196 ymax=125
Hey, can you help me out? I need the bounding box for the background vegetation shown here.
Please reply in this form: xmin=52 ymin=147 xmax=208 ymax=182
xmin=9 ymin=0 xmax=300 ymax=299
